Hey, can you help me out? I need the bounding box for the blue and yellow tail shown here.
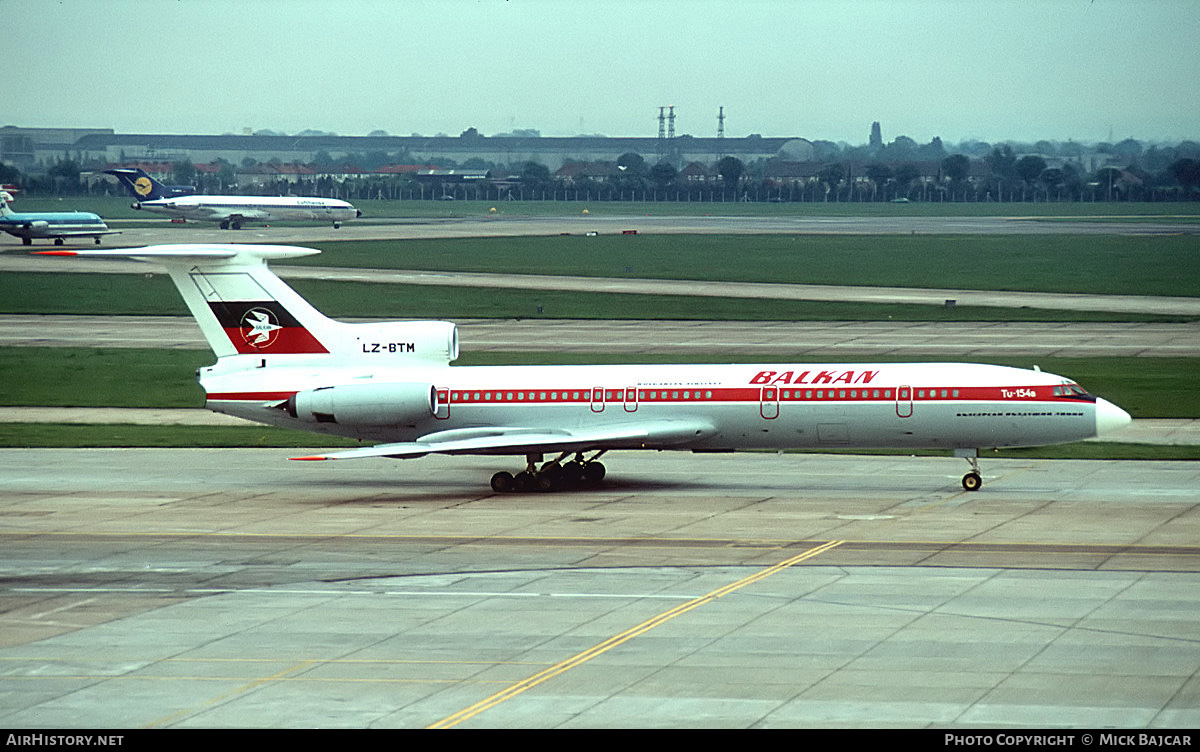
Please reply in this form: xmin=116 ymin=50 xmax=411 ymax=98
xmin=103 ymin=168 xmax=194 ymax=201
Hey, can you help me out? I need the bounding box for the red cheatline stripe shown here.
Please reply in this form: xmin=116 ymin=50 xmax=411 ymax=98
xmin=208 ymin=386 xmax=1083 ymax=405
xmin=208 ymin=392 xmax=296 ymax=401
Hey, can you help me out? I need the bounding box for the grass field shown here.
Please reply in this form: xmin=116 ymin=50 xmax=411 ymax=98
xmin=0 ymin=271 xmax=1188 ymax=323
xmin=0 ymin=423 xmax=360 ymax=449
xmin=291 ymin=233 xmax=1200 ymax=298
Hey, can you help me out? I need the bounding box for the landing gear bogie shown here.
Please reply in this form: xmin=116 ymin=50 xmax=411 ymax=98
xmin=489 ymin=452 xmax=607 ymax=494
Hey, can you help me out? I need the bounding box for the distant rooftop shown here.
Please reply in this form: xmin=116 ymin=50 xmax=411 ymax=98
xmin=70 ymin=132 xmax=802 ymax=155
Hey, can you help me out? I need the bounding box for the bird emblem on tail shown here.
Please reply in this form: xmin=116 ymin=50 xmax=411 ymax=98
xmin=240 ymin=308 xmax=282 ymax=348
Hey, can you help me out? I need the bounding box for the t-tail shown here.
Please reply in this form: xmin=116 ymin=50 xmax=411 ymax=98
xmin=33 ymin=244 xmax=459 ymax=366
xmin=0 ymin=187 xmax=22 ymax=215
xmin=103 ymin=168 xmax=193 ymax=201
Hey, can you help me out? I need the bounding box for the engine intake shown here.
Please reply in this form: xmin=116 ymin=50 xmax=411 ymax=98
xmin=286 ymin=382 xmax=437 ymax=426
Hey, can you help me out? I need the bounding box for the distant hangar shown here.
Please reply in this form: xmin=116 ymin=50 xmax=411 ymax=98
xmin=2 ymin=126 xmax=813 ymax=172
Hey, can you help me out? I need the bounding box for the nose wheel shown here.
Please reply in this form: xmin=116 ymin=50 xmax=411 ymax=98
xmin=962 ymin=470 xmax=982 ymax=492
xmin=957 ymin=448 xmax=983 ymax=491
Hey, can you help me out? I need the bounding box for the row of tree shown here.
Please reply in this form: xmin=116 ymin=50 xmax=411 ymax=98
xmin=260 ymin=152 xmax=1200 ymax=203
xmin=6 ymin=145 xmax=1200 ymax=202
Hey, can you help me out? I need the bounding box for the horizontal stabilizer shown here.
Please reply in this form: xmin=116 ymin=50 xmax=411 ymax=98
xmin=32 ymin=243 xmax=321 ymax=263
xmin=291 ymin=420 xmax=717 ymax=461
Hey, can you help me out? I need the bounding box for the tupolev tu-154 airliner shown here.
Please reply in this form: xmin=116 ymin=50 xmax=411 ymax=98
xmin=104 ymin=168 xmax=360 ymax=230
xmin=37 ymin=244 xmax=1132 ymax=493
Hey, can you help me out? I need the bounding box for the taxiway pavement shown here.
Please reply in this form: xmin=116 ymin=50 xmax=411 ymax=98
xmin=0 ymin=449 xmax=1197 ymax=728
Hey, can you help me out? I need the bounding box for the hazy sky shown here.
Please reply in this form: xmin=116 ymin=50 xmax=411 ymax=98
xmin=9 ymin=0 xmax=1197 ymax=145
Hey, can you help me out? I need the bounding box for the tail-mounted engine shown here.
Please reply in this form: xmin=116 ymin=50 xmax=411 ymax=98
xmin=285 ymin=382 xmax=438 ymax=426
xmin=350 ymin=321 xmax=459 ymax=363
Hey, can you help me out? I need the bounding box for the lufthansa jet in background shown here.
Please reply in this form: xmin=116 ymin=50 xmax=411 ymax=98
xmin=0 ymin=188 xmax=118 ymax=246
xmin=104 ymin=168 xmax=360 ymax=230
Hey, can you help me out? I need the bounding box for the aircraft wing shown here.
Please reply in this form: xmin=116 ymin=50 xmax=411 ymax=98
xmin=192 ymin=206 xmax=271 ymax=221
xmin=52 ymin=229 xmax=122 ymax=238
xmin=33 ymin=245 xmax=320 ymax=261
xmin=291 ymin=419 xmax=717 ymax=461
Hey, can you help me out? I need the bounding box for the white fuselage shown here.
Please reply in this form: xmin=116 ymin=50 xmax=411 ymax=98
xmin=134 ymin=195 xmax=358 ymax=225
xmin=201 ymin=359 xmax=1119 ymax=453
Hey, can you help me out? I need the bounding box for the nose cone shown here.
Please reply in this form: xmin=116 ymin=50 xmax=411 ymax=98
xmin=1095 ymin=398 xmax=1132 ymax=438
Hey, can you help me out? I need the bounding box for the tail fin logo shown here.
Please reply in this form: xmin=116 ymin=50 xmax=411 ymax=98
xmin=133 ymin=177 xmax=155 ymax=198
xmin=240 ymin=308 xmax=283 ymax=349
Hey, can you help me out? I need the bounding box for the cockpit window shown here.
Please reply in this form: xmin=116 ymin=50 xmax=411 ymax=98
xmin=1057 ymin=383 xmax=1095 ymax=401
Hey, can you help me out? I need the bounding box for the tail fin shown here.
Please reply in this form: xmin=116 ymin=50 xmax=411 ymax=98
xmin=0 ymin=190 xmax=14 ymax=215
xmin=34 ymin=244 xmax=459 ymax=364
xmin=103 ymin=168 xmax=181 ymax=201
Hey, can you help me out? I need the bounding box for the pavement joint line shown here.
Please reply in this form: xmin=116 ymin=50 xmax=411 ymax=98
xmin=426 ymin=539 xmax=844 ymax=729
xmin=144 ymin=659 xmax=318 ymax=729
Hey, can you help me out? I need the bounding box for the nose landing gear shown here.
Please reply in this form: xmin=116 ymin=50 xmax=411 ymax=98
xmin=956 ymin=448 xmax=983 ymax=491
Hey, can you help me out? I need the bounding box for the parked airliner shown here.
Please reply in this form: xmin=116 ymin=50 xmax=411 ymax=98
xmin=0 ymin=189 xmax=118 ymax=246
xmin=37 ymin=244 xmax=1132 ymax=492
xmin=104 ymin=168 xmax=360 ymax=230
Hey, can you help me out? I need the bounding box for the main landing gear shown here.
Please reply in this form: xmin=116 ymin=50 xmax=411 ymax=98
xmin=490 ymin=451 xmax=607 ymax=493
xmin=956 ymin=448 xmax=983 ymax=492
